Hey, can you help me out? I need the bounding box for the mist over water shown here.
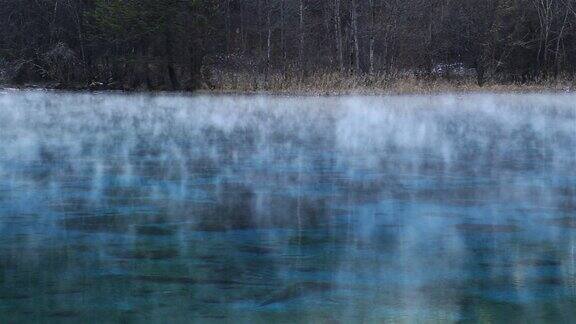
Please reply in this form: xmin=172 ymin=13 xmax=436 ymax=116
xmin=0 ymin=91 xmax=575 ymax=322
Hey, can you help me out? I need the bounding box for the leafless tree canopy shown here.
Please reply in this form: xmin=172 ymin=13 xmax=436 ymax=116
xmin=1 ymin=0 xmax=575 ymax=89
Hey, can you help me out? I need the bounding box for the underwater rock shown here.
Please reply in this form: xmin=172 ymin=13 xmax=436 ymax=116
xmin=455 ymin=223 xmax=520 ymax=233
xmin=237 ymin=245 xmax=276 ymax=255
xmin=423 ymin=212 xmax=466 ymax=218
xmin=518 ymin=259 xmax=562 ymax=267
xmin=50 ymin=198 xmax=90 ymax=213
xmin=46 ymin=288 xmax=85 ymax=296
xmin=193 ymin=221 xmax=254 ymax=232
xmin=288 ymin=235 xmax=333 ymax=246
xmin=47 ymin=310 xmax=81 ymax=318
xmin=197 ymin=254 xmax=222 ymax=262
xmin=131 ymin=275 xmax=198 ymax=284
xmin=201 ymin=313 xmax=228 ymax=320
xmin=295 ymin=266 xmax=319 ymax=273
xmin=135 ymin=225 xmax=177 ymax=236
xmin=478 ymin=259 xmax=561 ymax=268
xmin=0 ymin=293 xmax=31 ymax=300
xmin=536 ymin=277 xmax=564 ymax=286
xmin=117 ymin=274 xmax=244 ymax=286
xmin=112 ymin=249 xmax=179 ymax=260
xmin=260 ymin=282 xmax=333 ymax=306
xmin=60 ymin=214 xmax=130 ymax=233
xmin=548 ymin=217 xmax=576 ymax=228
xmin=201 ymin=297 xmax=225 ymax=304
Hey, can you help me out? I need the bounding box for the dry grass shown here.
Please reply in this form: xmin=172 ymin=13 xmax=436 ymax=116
xmin=205 ymin=71 xmax=576 ymax=95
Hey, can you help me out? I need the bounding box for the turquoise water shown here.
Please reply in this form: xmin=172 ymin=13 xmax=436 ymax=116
xmin=0 ymin=91 xmax=575 ymax=323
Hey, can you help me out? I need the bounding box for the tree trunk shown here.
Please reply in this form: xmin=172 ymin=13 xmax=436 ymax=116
xmin=554 ymin=7 xmax=569 ymax=78
xmin=167 ymin=65 xmax=179 ymax=90
xmin=224 ymin=0 xmax=231 ymax=54
xmin=257 ymin=0 xmax=263 ymax=54
xmin=351 ymin=0 xmax=360 ymax=73
xmin=189 ymin=46 xmax=204 ymax=90
xmin=534 ymin=0 xmax=553 ymax=78
xmin=240 ymin=2 xmax=246 ymax=53
xmin=476 ymin=59 xmax=485 ymax=87
xmin=165 ymin=31 xmax=179 ymax=90
xmin=426 ymin=17 xmax=433 ymax=76
xmin=266 ymin=0 xmax=272 ymax=63
xmin=280 ymin=0 xmax=286 ymax=61
xmin=369 ymin=0 xmax=376 ymax=75
xmin=299 ymin=0 xmax=305 ymax=74
xmin=144 ymin=62 xmax=153 ymax=90
xmin=334 ymin=0 xmax=344 ymax=72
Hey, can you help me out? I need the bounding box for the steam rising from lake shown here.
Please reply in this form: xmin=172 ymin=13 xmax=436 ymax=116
xmin=0 ymin=91 xmax=575 ymax=322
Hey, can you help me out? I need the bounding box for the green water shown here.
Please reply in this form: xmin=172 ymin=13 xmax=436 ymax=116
xmin=0 ymin=92 xmax=575 ymax=323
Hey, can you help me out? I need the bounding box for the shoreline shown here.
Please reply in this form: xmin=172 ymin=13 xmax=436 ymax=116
xmin=1 ymin=81 xmax=575 ymax=97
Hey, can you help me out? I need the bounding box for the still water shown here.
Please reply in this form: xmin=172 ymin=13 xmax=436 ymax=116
xmin=0 ymin=91 xmax=575 ymax=323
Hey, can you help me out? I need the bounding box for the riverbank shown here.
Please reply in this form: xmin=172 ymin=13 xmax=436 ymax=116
xmin=2 ymin=74 xmax=575 ymax=95
xmin=205 ymin=72 xmax=576 ymax=95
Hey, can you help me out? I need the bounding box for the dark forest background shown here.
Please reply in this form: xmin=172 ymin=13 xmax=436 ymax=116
xmin=1 ymin=0 xmax=575 ymax=91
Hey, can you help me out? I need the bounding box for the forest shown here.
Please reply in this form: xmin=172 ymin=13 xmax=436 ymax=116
xmin=1 ymin=0 xmax=576 ymax=91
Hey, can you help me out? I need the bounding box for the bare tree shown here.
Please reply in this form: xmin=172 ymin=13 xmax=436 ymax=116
xmin=3 ymin=0 xmax=576 ymax=88
xmin=369 ymin=0 xmax=376 ymax=74
xmin=280 ymin=0 xmax=286 ymax=61
xmin=299 ymin=0 xmax=305 ymax=72
xmin=532 ymin=0 xmax=554 ymax=76
xmin=334 ymin=0 xmax=344 ymax=71
xmin=224 ymin=0 xmax=231 ymax=54
xmin=266 ymin=0 xmax=272 ymax=63
xmin=350 ymin=0 xmax=360 ymax=72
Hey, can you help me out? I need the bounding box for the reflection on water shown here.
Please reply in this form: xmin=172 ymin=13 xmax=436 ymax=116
xmin=0 ymin=91 xmax=575 ymax=322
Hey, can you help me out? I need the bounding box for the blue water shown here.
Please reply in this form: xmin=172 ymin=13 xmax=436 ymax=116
xmin=0 ymin=91 xmax=575 ymax=322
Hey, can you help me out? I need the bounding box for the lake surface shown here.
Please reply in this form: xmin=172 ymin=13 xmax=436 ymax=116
xmin=0 ymin=91 xmax=575 ymax=323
